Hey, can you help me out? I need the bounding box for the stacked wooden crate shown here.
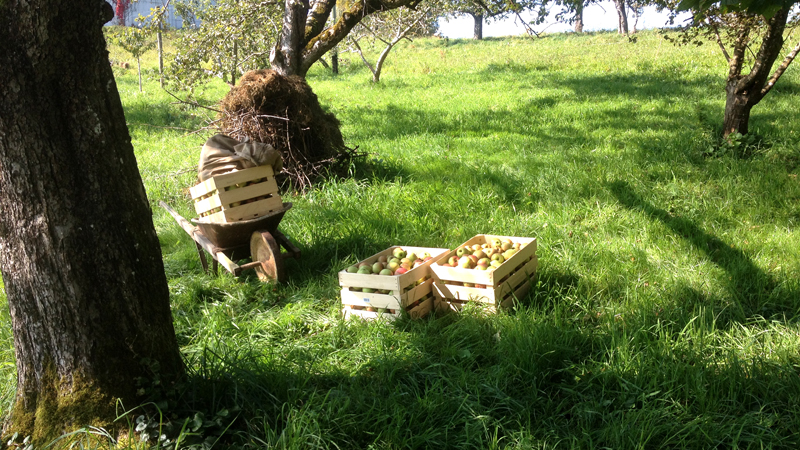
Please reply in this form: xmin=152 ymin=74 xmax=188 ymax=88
xmin=190 ymin=165 xmax=282 ymax=223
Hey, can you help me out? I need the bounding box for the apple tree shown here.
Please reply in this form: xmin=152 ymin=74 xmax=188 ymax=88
xmin=666 ymin=1 xmax=800 ymax=136
xmin=0 ymin=0 xmax=184 ymax=443
xmin=348 ymin=3 xmax=443 ymax=82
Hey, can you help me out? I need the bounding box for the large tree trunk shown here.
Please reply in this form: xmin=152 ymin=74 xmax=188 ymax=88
xmin=613 ymin=0 xmax=628 ymax=35
xmin=0 ymin=0 xmax=184 ymax=444
xmin=574 ymin=3 xmax=584 ymax=33
xmin=471 ymin=13 xmax=484 ymax=40
xmin=722 ymin=9 xmax=791 ymax=137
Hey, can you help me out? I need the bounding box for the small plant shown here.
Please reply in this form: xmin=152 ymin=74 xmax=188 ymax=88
xmin=5 ymin=433 xmax=33 ymax=450
xmin=706 ymin=131 xmax=761 ymax=158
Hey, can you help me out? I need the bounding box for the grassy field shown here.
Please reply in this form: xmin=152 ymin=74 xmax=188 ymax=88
xmin=3 ymin=29 xmax=800 ymax=448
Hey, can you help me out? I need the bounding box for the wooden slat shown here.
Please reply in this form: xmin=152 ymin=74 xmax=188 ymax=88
xmin=203 ymin=195 xmax=284 ymax=223
xmin=190 ymin=165 xmax=275 ymax=199
xmin=193 ymin=178 xmax=279 ymax=214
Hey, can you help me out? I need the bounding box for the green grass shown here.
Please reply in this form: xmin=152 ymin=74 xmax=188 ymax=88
xmin=3 ymin=29 xmax=800 ymax=448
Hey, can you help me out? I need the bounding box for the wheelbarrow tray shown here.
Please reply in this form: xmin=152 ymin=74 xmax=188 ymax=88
xmin=191 ymin=203 xmax=292 ymax=249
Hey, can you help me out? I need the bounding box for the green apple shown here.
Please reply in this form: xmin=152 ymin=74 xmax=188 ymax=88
xmin=346 ymin=265 xmax=359 ymax=273
xmin=491 ymin=253 xmax=505 ymax=263
xmin=393 ymin=248 xmax=407 ymax=259
xmin=490 ymin=260 xmax=503 ymax=268
xmin=372 ymin=262 xmax=385 ymax=274
xmin=471 ymin=244 xmax=482 ymax=252
xmin=357 ymin=267 xmax=372 ymax=275
xmin=477 ymin=257 xmax=491 ymax=266
xmin=458 ymin=256 xmax=473 ymax=269
xmin=388 ymin=261 xmax=401 ymax=272
xmin=379 ymin=268 xmax=393 ymax=276
xmin=363 ymin=288 xmax=376 ymax=293
xmin=491 ymin=238 xmax=502 ymax=248
xmin=501 ymin=241 xmax=513 ymax=251
xmin=406 ymin=252 xmax=418 ymax=262
xmin=456 ymin=247 xmax=468 ymax=258
xmin=473 ymin=250 xmax=487 ymax=260
xmin=503 ymin=249 xmax=517 ymax=259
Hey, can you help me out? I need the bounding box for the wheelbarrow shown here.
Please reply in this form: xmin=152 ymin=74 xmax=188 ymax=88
xmin=159 ymin=200 xmax=300 ymax=282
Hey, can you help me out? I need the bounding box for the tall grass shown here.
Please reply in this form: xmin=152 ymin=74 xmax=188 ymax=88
xmin=2 ymin=29 xmax=800 ymax=448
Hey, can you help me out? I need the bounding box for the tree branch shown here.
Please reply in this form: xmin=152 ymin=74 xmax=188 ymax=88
xmin=761 ymin=39 xmax=800 ymax=96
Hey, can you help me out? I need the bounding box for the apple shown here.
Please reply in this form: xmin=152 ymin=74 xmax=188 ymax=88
xmin=491 ymin=253 xmax=505 ymax=263
xmin=476 ymin=264 xmax=489 ymax=271
xmin=471 ymin=244 xmax=482 ymax=252
xmin=357 ymin=267 xmax=372 ymax=275
xmin=490 ymin=260 xmax=503 ymax=268
xmin=422 ymin=252 xmax=432 ymax=259
xmin=372 ymin=262 xmax=385 ymax=274
xmin=393 ymin=248 xmax=407 ymax=259
xmin=395 ymin=267 xmax=408 ymax=275
xmin=491 ymin=238 xmax=502 ymax=248
xmin=467 ymin=254 xmax=479 ymax=265
xmin=458 ymin=256 xmax=473 ymax=269
xmin=358 ymin=262 xmax=371 ymax=269
xmin=484 ymin=248 xmax=497 ymax=257
xmin=501 ymin=241 xmax=513 ymax=251
xmin=473 ymin=250 xmax=487 ymax=260
xmin=447 ymin=255 xmax=459 ymax=266
xmin=477 ymin=257 xmax=491 ymax=266
xmin=379 ymin=268 xmax=393 ymax=276
xmin=406 ymin=252 xmax=418 ymax=262
xmin=388 ymin=261 xmax=401 ymax=272
xmin=475 ymin=284 xmax=486 ymax=289
xmin=363 ymin=288 xmax=376 ymax=293
xmin=346 ymin=265 xmax=359 ymax=273
xmin=378 ymin=255 xmax=388 ymax=264
xmin=503 ymin=249 xmax=517 ymax=259
xmin=456 ymin=247 xmax=468 ymax=258
xmin=464 ymin=282 xmax=475 ymax=287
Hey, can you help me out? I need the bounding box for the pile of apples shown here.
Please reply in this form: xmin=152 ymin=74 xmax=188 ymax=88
xmin=439 ymin=237 xmax=525 ymax=271
xmin=345 ymin=247 xmax=433 ymax=294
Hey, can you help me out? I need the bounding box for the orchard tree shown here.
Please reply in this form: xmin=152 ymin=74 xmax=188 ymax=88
xmin=269 ymin=0 xmax=428 ymax=77
xmin=668 ymin=1 xmax=800 ymax=136
xmin=107 ymin=25 xmax=155 ymax=92
xmin=348 ymin=3 xmax=441 ymax=82
xmin=445 ymin=0 xmax=549 ymax=39
xmin=554 ymin=0 xmax=594 ymax=32
xmin=169 ymin=0 xmax=283 ymax=89
xmin=0 ymin=0 xmax=184 ymax=443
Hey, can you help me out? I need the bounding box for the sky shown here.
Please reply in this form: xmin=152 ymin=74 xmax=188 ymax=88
xmin=437 ymin=1 xmax=693 ymax=38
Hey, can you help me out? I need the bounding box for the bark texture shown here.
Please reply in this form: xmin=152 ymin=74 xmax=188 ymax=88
xmin=0 ymin=0 xmax=184 ymax=443
xmin=613 ymin=0 xmax=628 ymax=34
xmin=471 ymin=13 xmax=484 ymax=40
xmin=574 ymin=4 xmax=584 ymax=33
xmin=722 ymin=9 xmax=792 ymax=137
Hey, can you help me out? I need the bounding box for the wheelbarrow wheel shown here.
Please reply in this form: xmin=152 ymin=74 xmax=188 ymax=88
xmin=249 ymin=231 xmax=285 ymax=283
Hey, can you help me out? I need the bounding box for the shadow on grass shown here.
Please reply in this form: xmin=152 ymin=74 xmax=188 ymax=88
xmin=607 ymin=180 xmax=800 ymax=322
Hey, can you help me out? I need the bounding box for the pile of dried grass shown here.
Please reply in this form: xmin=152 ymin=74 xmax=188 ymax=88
xmin=217 ymin=69 xmax=359 ymax=191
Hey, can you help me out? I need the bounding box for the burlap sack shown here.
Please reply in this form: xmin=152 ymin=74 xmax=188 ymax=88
xmin=197 ymin=134 xmax=283 ymax=182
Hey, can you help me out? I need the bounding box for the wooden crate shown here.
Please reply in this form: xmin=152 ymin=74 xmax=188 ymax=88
xmin=339 ymin=246 xmax=449 ymax=320
xmin=190 ymin=165 xmax=282 ymax=223
xmin=430 ymin=235 xmax=537 ymax=313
